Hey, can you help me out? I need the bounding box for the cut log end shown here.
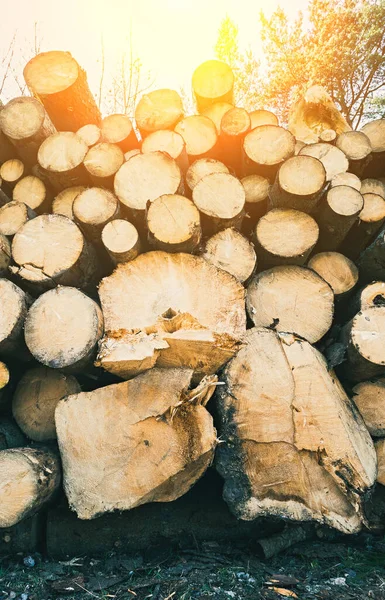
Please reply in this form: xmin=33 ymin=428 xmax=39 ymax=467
xmin=221 ymin=107 xmax=250 ymax=137
xmin=249 ymin=109 xmax=278 ymax=129
xmin=361 ymin=178 xmax=385 ymax=198
xmin=243 ymin=125 xmax=295 ymax=178
xmin=192 ymin=60 xmax=234 ymax=112
xmin=83 ymin=143 xmax=124 ymax=184
xmin=353 ymin=378 xmax=385 ymax=437
xmin=0 ymin=159 xmax=24 ymax=185
xmin=76 ymin=124 xmax=101 ymax=146
xmin=270 ymin=155 xmax=326 ymax=212
xmin=0 ymin=278 xmax=29 ymax=358
xmin=320 ymin=129 xmax=337 ymax=143
xmin=186 ymin=158 xmax=229 ymax=193
xmin=202 ymin=102 xmax=233 ymax=133
xmin=0 ymin=201 xmax=34 ymax=237
xmin=38 ymin=132 xmax=88 ymax=173
xmin=331 ymin=172 xmax=361 ymax=191
xmin=101 ymin=219 xmax=141 ymax=264
xmin=13 ymin=175 xmax=48 ymax=213
xmin=135 ymin=89 xmax=184 ymax=136
xmin=308 ymin=252 xmax=358 ymax=298
xmin=101 ymin=114 xmax=138 ymax=152
xmin=147 ymin=194 xmax=201 ymax=253
xmin=203 ymin=227 xmax=256 ymax=283
xmin=175 ymin=116 xmax=217 ymax=159
xmin=192 ymin=172 xmax=245 ymax=231
xmin=52 ymin=186 xmax=86 ymax=220
xmin=336 ymin=131 xmax=372 ymax=161
xmin=299 ymin=143 xmax=349 ymax=181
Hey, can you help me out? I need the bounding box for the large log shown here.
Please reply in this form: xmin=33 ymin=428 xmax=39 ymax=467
xmin=246 ymin=265 xmax=334 ymax=343
xmin=0 ymin=447 xmax=61 ymax=527
xmin=202 ymin=227 xmax=256 ymax=283
xmin=255 ymin=208 xmax=319 ymax=268
xmin=25 ymin=286 xmax=104 ymax=373
xmin=299 ymin=143 xmax=349 ymax=181
xmin=37 ymin=132 xmax=89 ymax=192
xmin=24 ymin=50 xmax=101 ymax=131
xmin=192 ymin=60 xmax=234 ymax=112
xmin=308 ymin=252 xmax=358 ymax=302
xmin=202 ymin=102 xmax=233 ymax=133
xmin=0 ymin=201 xmax=35 ymax=237
xmin=331 ymin=172 xmax=361 ymax=191
xmin=336 ymin=131 xmax=372 ymax=177
xmin=341 ymin=193 xmax=385 ymax=259
xmin=76 ymin=123 xmax=101 ymax=147
xmin=0 ymin=279 xmax=30 ymax=360
xmin=11 ymin=214 xmax=99 ymax=293
xmin=13 ymin=175 xmax=50 ymax=214
xmin=0 ymin=159 xmax=25 ymax=188
xmin=192 ymin=172 xmax=245 ymax=233
xmin=215 ymin=327 xmax=376 ymax=533
xmin=243 ymin=125 xmax=295 ymax=180
xmin=101 ymin=219 xmax=141 ymax=265
xmin=83 ymin=142 xmax=124 ymax=188
xmin=353 ymin=378 xmax=385 ymax=438
xmin=269 ymin=155 xmax=326 ymax=212
xmin=361 ymin=119 xmax=385 ymax=178
xmin=175 ymin=115 xmax=218 ymax=162
xmin=0 ymin=97 xmax=56 ymax=166
xmin=249 ymin=109 xmax=278 ymax=129
xmin=220 ymin=107 xmax=250 ymax=175
xmin=73 ymin=187 xmax=120 ymax=243
xmin=12 ymin=367 xmax=80 ymax=441
xmin=142 ymin=130 xmax=189 ymax=172
xmin=241 ymin=174 xmax=270 ymax=234
xmin=147 ymin=194 xmax=201 ymax=253
xmin=101 ymin=114 xmax=138 ymax=152
xmin=51 ymin=186 xmax=86 ymax=220
xmin=96 ymin=252 xmax=245 ymax=380
xmin=186 ymin=158 xmax=229 ymax=195
xmin=55 ymin=368 xmax=217 ymax=519
xmin=135 ymin=89 xmax=184 ymax=138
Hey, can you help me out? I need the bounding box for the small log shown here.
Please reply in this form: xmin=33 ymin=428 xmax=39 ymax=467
xmin=114 ymin=151 xmax=182 ymax=221
xmin=0 ymin=201 xmax=35 ymax=237
xmin=294 ymin=140 xmax=306 ymax=155
xmin=346 ymin=281 xmax=385 ymax=323
xmin=320 ymin=128 xmax=337 ymax=143
xmin=202 ymin=227 xmax=256 ymax=283
xmin=360 ymin=119 xmax=385 ymax=178
xmin=269 ymin=155 xmax=326 ymax=212
xmin=215 ymin=327 xmax=376 ymax=533
xmin=299 ymin=142 xmax=349 ymax=181
xmin=11 ymin=214 xmax=99 ymax=292
xmin=13 ymin=175 xmax=50 ymax=213
xmin=192 ymin=172 xmax=245 ymax=233
xmin=76 ymin=123 xmax=101 ymax=146
xmin=101 ymin=219 xmax=141 ymax=265
xmin=341 ymin=193 xmax=385 ymax=259
xmin=246 ymin=265 xmax=334 ymax=343
xmin=241 ymin=174 xmax=269 ymax=233
xmin=330 ymin=172 xmax=361 ymax=191
xmin=51 ymin=186 xmax=86 ymax=220
xmin=101 ymin=114 xmax=138 ymax=152
xmin=0 ymin=447 xmax=61 ymax=527
xmin=73 ymin=187 xmax=120 ymax=244
xmin=147 ymin=194 xmax=201 ymax=253
xmin=135 ymin=89 xmax=184 ymax=138
xmin=249 ymin=109 xmax=278 ymax=129
xmin=0 ymin=418 xmax=26 ymax=450
xmin=353 ymin=378 xmax=385 ymax=437
xmin=83 ymin=142 xmax=124 ymax=188
xmin=0 ymin=97 xmax=56 ymax=167
xmin=37 ymin=132 xmax=89 ymax=192
xmin=24 ymin=50 xmax=101 ymax=131
xmin=141 ymin=130 xmax=189 ymax=172
xmin=376 ymin=439 xmax=385 ymax=485
xmin=0 ymin=279 xmax=30 ymax=359
xmin=360 ymin=178 xmax=385 ymax=198
xmin=0 ymin=363 xmax=10 ymax=414
xmin=220 ymin=107 xmax=250 ymax=175
xmin=308 ymin=252 xmax=358 ymax=301
xmin=12 ymin=367 xmax=80 ymax=442
xmin=255 ymin=208 xmax=319 ymax=268
xmin=186 ymin=158 xmax=229 ymax=195
xmin=0 ymin=159 xmax=24 ymax=188
xmin=175 ymin=115 xmax=218 ymax=162
xmin=25 ymin=286 xmax=104 ymax=372
xmin=124 ymin=148 xmax=141 ymax=161
xmin=243 ymin=125 xmax=295 ymax=179
xmin=192 ymin=60 xmax=234 ymax=112
xmin=202 ymin=102 xmax=233 ymax=133
xmin=313 ymin=185 xmax=364 ymax=252
xmin=0 ymin=235 xmax=10 ymax=275
xmin=336 ymin=131 xmax=372 ymax=176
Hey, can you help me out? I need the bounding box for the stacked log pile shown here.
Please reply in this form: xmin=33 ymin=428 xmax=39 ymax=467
xmin=1 ymin=50 xmax=385 ymax=554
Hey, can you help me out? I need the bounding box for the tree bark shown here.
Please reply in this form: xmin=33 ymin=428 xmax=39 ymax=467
xmin=356 ymin=231 xmax=385 ymax=284
xmin=175 ymin=116 xmax=218 ymax=162
xmin=308 ymin=251 xmax=358 ymax=302
xmin=147 ymin=194 xmax=201 ymax=253
xmin=135 ymin=89 xmax=184 ymax=138
xmin=341 ymin=193 xmax=385 ymax=259
xmin=101 ymin=219 xmax=141 ymax=265
xmin=353 ymin=378 xmax=385 ymax=438
xmin=219 ymin=107 xmax=250 ymax=175
xmin=0 ymin=279 xmax=31 ymax=361
xmin=13 ymin=175 xmax=51 ymax=214
xmin=202 ymin=227 xmax=256 ymax=283
xmin=83 ymin=142 xmax=124 ymax=189
xmin=37 ymin=132 xmax=90 ymax=192
xmin=192 ymin=60 xmax=234 ymax=113
xmin=0 ymin=130 xmax=18 ymax=165
xmin=185 ymin=158 xmax=229 ymax=196
xmin=243 ymin=125 xmax=295 ymax=180
xmin=299 ymin=143 xmax=349 ymax=181
xmin=192 ymin=172 xmax=245 ymax=233
xmin=142 ymin=130 xmax=189 ymax=173
xmin=0 ymin=201 xmax=36 ymax=237
xmin=51 ymin=186 xmax=86 ymax=220
xmin=269 ymin=155 xmax=326 ymax=213
xmin=101 ymin=114 xmax=139 ymax=152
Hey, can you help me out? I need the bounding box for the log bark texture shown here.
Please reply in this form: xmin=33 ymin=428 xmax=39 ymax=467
xmin=341 ymin=193 xmax=385 ymax=259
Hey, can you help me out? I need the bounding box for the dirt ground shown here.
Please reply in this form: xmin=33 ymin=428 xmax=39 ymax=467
xmin=1 ymin=532 xmax=385 ymax=600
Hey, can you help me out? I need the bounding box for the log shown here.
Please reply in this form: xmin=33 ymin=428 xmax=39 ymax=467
xmin=320 ymin=128 xmax=337 ymax=143
xmin=341 ymin=193 xmax=385 ymax=259
xmin=202 ymin=227 xmax=256 ymax=283
xmin=299 ymin=143 xmax=349 ymax=181
xmin=0 ymin=159 xmax=24 ymax=187
xmin=101 ymin=219 xmax=141 ymax=265
xmin=13 ymin=175 xmax=50 ymax=213
xmin=124 ymin=148 xmax=141 ymax=161
xmin=255 ymin=208 xmax=319 ymax=268
xmin=76 ymin=123 xmax=101 ymax=147
xmin=215 ymin=327 xmax=376 ymax=533
xmin=0 ymin=97 xmax=56 ymax=167
xmin=361 ymin=119 xmax=385 ymax=178
xmin=330 ymin=172 xmax=361 ymax=191
xmin=0 ymin=514 xmax=42 ymax=555
xmin=246 ymin=265 xmax=334 ymax=343
xmin=360 ymin=178 xmax=385 ymax=198
xmin=37 ymin=132 xmax=89 ymax=192
xmin=249 ymin=109 xmax=278 ymax=129
xmin=202 ymin=102 xmax=233 ymax=133
xmin=0 ymin=201 xmax=35 ymax=237
xmin=0 ymin=363 xmax=10 ymax=414
xmin=12 ymin=367 xmax=81 ymax=442
xmin=220 ymin=107 xmax=250 ymax=175
xmin=55 ymin=368 xmax=217 ymax=519
xmin=313 ymin=185 xmax=363 ymax=252
xmin=241 ymin=174 xmax=270 ymax=233
xmin=147 ymin=194 xmax=201 ymax=253
xmin=308 ymin=252 xmax=358 ymax=302
xmin=11 ymin=214 xmax=99 ymax=292
xmin=25 ymin=286 xmax=104 ymax=372
xmin=376 ymin=439 xmax=385 ymax=486
xmin=338 ymin=307 xmax=385 ymax=381
xmin=0 ymin=183 xmax=10 ymax=209
xmin=0 ymin=418 xmax=26 ymax=450
xmin=51 ymin=186 xmax=86 ymax=220
xmin=0 ymin=279 xmax=30 ymax=359
xmin=269 ymin=155 xmax=326 ymax=212
xmin=175 ymin=115 xmax=218 ymax=162
xmin=243 ymin=125 xmax=295 ymax=180
xmin=348 ymin=282 xmax=385 ymax=319
xmin=135 ymin=89 xmax=184 ymax=138
xmin=83 ymin=142 xmax=124 ymax=188
xmin=141 ymin=130 xmax=189 ymax=172
xmin=114 ymin=151 xmax=182 ymax=221
xmin=101 ymin=114 xmax=138 ymax=152
xmin=356 ymin=232 xmax=385 ymax=284
xmin=336 ymin=131 xmax=372 ymax=176
xmin=0 ymin=447 xmax=61 ymax=527
xmin=185 ymin=158 xmax=229 ymax=195
xmin=0 ymin=129 xmax=18 ymax=165
xmin=96 ymin=252 xmax=245 ymax=379
xmin=0 ymin=234 xmax=11 ymax=275
xmin=353 ymin=378 xmax=385 ymax=438
xmin=24 ymin=50 xmax=101 ymax=131
xmin=192 ymin=60 xmax=234 ymax=112
xmin=192 ymin=172 xmax=245 ymax=233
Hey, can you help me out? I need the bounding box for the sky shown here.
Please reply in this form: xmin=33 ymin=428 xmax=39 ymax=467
xmin=0 ymin=0 xmax=309 ymax=110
